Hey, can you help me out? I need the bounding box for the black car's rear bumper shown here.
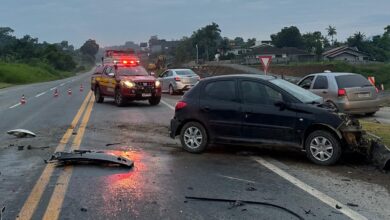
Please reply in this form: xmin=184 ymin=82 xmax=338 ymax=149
xmin=170 ymin=118 xmax=179 ymax=139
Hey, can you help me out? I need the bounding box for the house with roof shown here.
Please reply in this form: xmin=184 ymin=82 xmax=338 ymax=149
xmin=244 ymin=45 xmax=315 ymax=64
xmin=322 ymin=46 xmax=369 ymax=62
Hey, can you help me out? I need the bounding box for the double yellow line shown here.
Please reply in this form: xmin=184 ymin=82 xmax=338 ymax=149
xmin=17 ymin=91 xmax=95 ymax=220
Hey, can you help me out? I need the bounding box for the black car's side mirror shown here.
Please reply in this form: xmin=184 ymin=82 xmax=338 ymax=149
xmin=274 ymin=101 xmax=287 ymax=110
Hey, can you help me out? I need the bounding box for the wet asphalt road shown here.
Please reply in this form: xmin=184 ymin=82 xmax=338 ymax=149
xmin=0 ymin=72 xmax=389 ymax=220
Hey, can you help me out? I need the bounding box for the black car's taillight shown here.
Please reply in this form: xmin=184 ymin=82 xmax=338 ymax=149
xmin=175 ymin=101 xmax=187 ymax=110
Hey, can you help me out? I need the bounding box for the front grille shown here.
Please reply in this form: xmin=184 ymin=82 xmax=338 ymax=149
xmin=134 ymin=81 xmax=154 ymax=93
xmin=135 ymin=82 xmax=154 ymax=87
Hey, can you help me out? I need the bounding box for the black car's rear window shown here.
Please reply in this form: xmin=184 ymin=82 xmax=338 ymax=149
xmin=176 ymin=70 xmax=196 ymax=76
xmin=335 ymin=75 xmax=372 ymax=88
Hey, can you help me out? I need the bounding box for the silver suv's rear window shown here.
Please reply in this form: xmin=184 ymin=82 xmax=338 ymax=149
xmin=335 ymin=75 xmax=372 ymax=88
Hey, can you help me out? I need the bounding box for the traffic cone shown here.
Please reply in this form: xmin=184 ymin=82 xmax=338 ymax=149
xmin=80 ymin=84 xmax=84 ymax=92
xmin=53 ymin=89 xmax=59 ymax=97
xmin=68 ymin=88 xmax=72 ymax=95
xmin=20 ymin=95 xmax=26 ymax=104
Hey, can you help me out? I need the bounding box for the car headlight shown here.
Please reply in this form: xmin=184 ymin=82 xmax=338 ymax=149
xmin=155 ymin=80 xmax=161 ymax=87
xmin=122 ymin=80 xmax=135 ymax=88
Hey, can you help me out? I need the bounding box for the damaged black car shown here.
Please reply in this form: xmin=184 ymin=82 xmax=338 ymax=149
xmin=170 ymin=74 xmax=390 ymax=167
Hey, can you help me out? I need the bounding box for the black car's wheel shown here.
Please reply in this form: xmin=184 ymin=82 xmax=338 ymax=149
xmin=95 ymin=87 xmax=104 ymax=103
xmin=180 ymin=122 xmax=208 ymax=153
xmin=149 ymin=96 xmax=161 ymax=106
xmin=115 ymin=89 xmax=125 ymax=107
xmin=169 ymin=85 xmax=175 ymax=95
xmin=305 ymin=130 xmax=342 ymax=166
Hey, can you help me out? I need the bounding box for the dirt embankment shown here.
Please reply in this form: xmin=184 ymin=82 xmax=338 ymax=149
xmin=249 ymin=64 xmax=336 ymax=77
xmin=191 ymin=65 xmax=248 ymax=78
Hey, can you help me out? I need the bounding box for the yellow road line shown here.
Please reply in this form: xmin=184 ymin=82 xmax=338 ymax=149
xmin=42 ymin=94 xmax=95 ymax=220
xmin=17 ymin=91 xmax=93 ymax=220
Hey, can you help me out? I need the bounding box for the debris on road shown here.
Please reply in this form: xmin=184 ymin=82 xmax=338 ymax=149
xmin=47 ymin=150 xmax=134 ymax=167
xmin=228 ymin=200 xmax=244 ymax=209
xmin=185 ymin=196 xmax=304 ymax=220
xmin=347 ymin=203 xmax=359 ymax=207
xmin=245 ymin=186 xmax=257 ymax=191
xmin=27 ymin=145 xmax=50 ymax=150
xmin=7 ymin=129 xmax=36 ymax=138
xmin=80 ymin=207 xmax=88 ymax=212
xmin=17 ymin=146 xmax=24 ymax=151
xmin=0 ymin=206 xmax=5 ymax=220
xmin=335 ymin=204 xmax=342 ymax=209
xmin=105 ymin=142 xmax=122 ymax=146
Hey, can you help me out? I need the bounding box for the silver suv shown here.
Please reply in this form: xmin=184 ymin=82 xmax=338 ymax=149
xmin=158 ymin=69 xmax=200 ymax=95
xmin=297 ymin=72 xmax=380 ymax=115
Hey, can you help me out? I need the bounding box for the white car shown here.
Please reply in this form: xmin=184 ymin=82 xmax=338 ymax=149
xmin=158 ymin=69 xmax=200 ymax=95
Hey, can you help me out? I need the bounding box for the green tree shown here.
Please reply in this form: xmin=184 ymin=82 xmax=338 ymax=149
xmin=326 ymin=25 xmax=337 ymax=46
xmin=347 ymin=32 xmax=366 ymax=49
xmin=302 ymin=31 xmax=326 ymax=60
xmin=80 ymin=39 xmax=99 ymax=58
xmin=218 ymin=37 xmax=231 ymax=55
xmin=175 ymin=37 xmax=194 ymax=63
xmin=192 ymin=22 xmax=222 ymax=61
xmin=385 ymin=25 xmax=390 ymax=35
xmin=245 ymin=38 xmax=256 ymax=48
xmin=270 ymin=26 xmax=304 ymax=48
xmin=233 ymin=37 xmax=245 ymax=46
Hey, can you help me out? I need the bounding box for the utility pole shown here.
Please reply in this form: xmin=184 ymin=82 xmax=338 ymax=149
xmin=196 ymin=44 xmax=199 ymax=65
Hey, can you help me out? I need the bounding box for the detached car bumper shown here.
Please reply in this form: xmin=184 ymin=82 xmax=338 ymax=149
xmin=170 ymin=118 xmax=179 ymax=139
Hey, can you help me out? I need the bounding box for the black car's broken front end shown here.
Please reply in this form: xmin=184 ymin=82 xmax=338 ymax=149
xmin=338 ymin=114 xmax=390 ymax=170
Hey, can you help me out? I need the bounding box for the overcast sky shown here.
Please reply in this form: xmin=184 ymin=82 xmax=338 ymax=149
xmin=1 ymin=0 xmax=389 ymax=48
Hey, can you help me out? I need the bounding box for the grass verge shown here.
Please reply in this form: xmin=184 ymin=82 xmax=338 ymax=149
xmin=0 ymin=62 xmax=73 ymax=86
xmin=0 ymin=82 xmax=13 ymax=89
xmin=360 ymin=120 xmax=390 ymax=147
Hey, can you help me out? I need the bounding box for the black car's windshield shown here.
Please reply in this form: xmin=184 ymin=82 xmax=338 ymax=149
xmin=116 ymin=66 xmax=149 ymax=76
xmin=176 ymin=70 xmax=196 ymax=76
xmin=270 ymin=79 xmax=322 ymax=103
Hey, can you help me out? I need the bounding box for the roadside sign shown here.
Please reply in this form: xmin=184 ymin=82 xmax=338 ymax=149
xmin=258 ymin=56 xmax=272 ymax=75
xmin=368 ymin=76 xmax=379 ymax=92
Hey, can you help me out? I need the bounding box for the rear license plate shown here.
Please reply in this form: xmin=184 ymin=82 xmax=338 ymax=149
xmin=142 ymin=93 xmax=151 ymax=97
xmin=358 ymin=93 xmax=370 ymax=98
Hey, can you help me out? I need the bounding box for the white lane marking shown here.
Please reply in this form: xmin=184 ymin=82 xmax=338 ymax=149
xmin=35 ymin=92 xmax=46 ymax=97
xmin=50 ymin=87 xmax=57 ymax=91
xmin=60 ymin=83 xmax=65 ymax=87
xmin=217 ymin=174 xmax=256 ymax=184
xmin=161 ymin=99 xmax=175 ymax=110
xmin=253 ymin=157 xmax=367 ymax=220
xmin=9 ymin=103 xmax=21 ymax=109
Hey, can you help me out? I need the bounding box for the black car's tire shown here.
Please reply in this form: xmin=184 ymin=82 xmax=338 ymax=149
xmin=95 ymin=87 xmax=104 ymax=103
xmin=365 ymin=112 xmax=376 ymax=116
xmin=180 ymin=122 xmax=208 ymax=153
xmin=115 ymin=89 xmax=125 ymax=107
xmin=169 ymin=85 xmax=175 ymax=95
xmin=149 ymin=96 xmax=161 ymax=106
xmin=305 ymin=130 xmax=342 ymax=166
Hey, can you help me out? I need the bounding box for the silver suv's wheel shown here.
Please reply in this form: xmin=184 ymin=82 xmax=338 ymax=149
xmin=180 ymin=122 xmax=208 ymax=153
xmin=305 ymin=130 xmax=341 ymax=165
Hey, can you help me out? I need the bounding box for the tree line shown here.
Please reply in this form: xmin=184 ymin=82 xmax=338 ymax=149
xmin=174 ymin=23 xmax=390 ymax=63
xmin=0 ymin=27 xmax=99 ymax=72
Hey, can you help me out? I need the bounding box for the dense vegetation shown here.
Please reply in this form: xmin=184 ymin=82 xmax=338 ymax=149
xmin=0 ymin=27 xmax=99 ymax=87
xmin=174 ymin=23 xmax=390 ymax=63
